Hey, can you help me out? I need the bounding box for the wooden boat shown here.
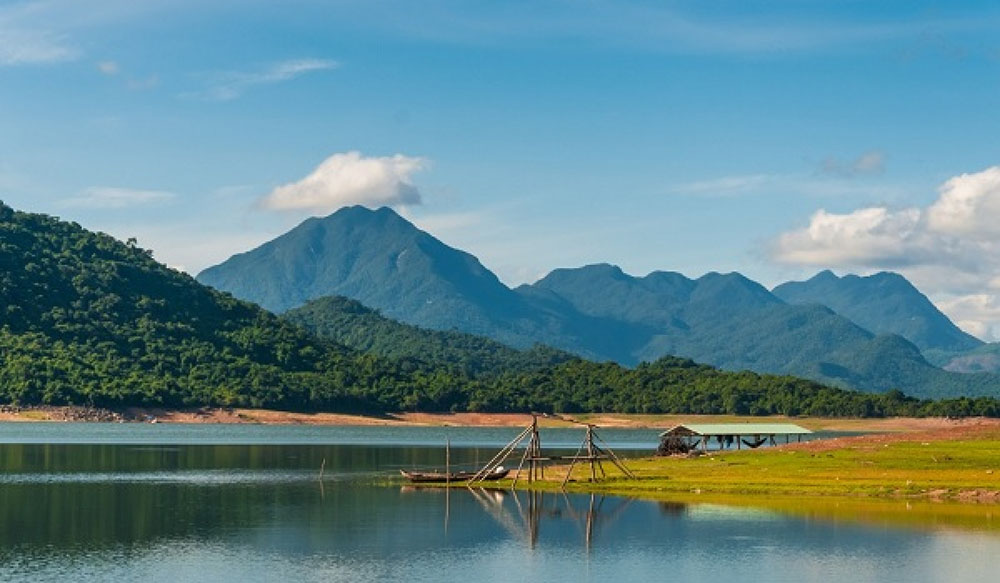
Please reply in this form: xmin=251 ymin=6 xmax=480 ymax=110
xmin=399 ymin=467 xmax=510 ymax=484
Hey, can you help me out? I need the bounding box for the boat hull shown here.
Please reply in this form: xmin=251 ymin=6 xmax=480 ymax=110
xmin=399 ymin=469 xmax=510 ymax=483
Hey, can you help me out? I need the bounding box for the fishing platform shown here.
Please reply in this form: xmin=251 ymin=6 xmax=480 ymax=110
xmin=657 ymin=423 xmax=812 ymax=455
xmin=400 ymin=413 xmax=635 ymax=486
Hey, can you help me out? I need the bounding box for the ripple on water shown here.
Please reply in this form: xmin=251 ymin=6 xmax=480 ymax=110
xmin=0 ymin=469 xmax=352 ymax=485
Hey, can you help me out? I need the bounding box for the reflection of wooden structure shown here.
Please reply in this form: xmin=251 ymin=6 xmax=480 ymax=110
xmin=657 ymin=423 xmax=812 ymax=455
xmin=467 ymin=488 xmax=632 ymax=551
xmin=468 ymin=414 xmax=635 ymax=486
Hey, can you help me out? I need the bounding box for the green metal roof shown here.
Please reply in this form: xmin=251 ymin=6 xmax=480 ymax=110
xmin=660 ymin=423 xmax=812 ymax=437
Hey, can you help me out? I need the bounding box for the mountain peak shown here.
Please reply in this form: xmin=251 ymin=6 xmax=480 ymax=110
xmin=810 ymin=269 xmax=838 ymax=282
xmin=534 ymin=263 xmax=628 ymax=286
xmin=773 ymin=270 xmax=982 ymax=352
xmin=322 ymin=205 xmax=410 ymax=226
xmin=197 ymin=203 xmax=530 ymax=335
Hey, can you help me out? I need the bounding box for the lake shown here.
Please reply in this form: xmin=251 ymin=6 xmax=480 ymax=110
xmin=0 ymin=423 xmax=996 ymax=582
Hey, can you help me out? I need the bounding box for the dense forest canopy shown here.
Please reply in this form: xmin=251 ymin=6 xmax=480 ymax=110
xmin=197 ymin=206 xmax=1000 ymax=399
xmin=2 ymin=200 xmax=999 ymax=418
xmin=284 ymin=296 xmax=575 ymax=378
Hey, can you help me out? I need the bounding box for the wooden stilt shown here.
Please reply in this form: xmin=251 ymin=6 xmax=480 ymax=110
xmin=512 ymin=437 xmax=533 ymax=488
xmin=561 ymin=431 xmax=588 ymax=488
xmin=593 ymin=433 xmax=635 ymax=479
xmin=587 ymin=426 xmax=597 ymax=482
xmin=470 ymin=424 xmax=532 ymax=483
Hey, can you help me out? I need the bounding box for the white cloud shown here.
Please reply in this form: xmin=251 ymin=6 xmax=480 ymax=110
xmin=926 ymin=166 xmax=1000 ymax=237
xmin=60 ymin=187 xmax=176 ymax=209
xmin=670 ymin=174 xmax=771 ymax=196
xmin=261 ymin=151 xmax=427 ymax=214
xmin=96 ymin=60 xmax=118 ymax=75
xmin=0 ymin=25 xmax=77 ymax=65
xmin=192 ymin=58 xmax=338 ymax=101
xmin=669 ymin=172 xmax=904 ymax=200
xmin=127 ymin=74 xmax=160 ymax=90
xmin=772 ymin=207 xmax=929 ymax=267
xmin=771 ymin=165 xmax=1000 ymax=340
xmin=819 ymin=150 xmax=886 ymax=177
xmin=936 ymin=295 xmax=1000 ymax=342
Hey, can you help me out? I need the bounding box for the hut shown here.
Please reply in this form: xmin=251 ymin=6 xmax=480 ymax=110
xmin=657 ymin=423 xmax=812 ymax=455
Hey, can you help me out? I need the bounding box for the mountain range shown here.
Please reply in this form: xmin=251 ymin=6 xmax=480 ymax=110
xmin=773 ymin=270 xmax=982 ymax=356
xmin=198 ymin=206 xmax=1000 ymax=399
xmin=10 ymin=199 xmax=962 ymax=417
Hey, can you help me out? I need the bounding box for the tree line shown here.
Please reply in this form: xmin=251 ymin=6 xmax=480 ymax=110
xmin=2 ymin=200 xmax=999 ymax=419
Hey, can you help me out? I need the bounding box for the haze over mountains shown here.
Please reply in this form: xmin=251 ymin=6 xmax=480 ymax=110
xmin=198 ymin=206 xmax=1000 ymax=399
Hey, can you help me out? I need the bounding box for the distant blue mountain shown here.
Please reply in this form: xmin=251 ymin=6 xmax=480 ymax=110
xmin=516 ymin=263 xmax=1000 ymax=398
xmin=197 ymin=207 xmax=645 ymax=361
xmin=198 ymin=206 xmax=1000 ymax=399
xmin=773 ymin=270 xmax=983 ymax=354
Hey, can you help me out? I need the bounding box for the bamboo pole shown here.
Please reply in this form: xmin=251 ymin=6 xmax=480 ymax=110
xmin=470 ymin=424 xmax=533 ymax=482
xmin=586 ymin=425 xmax=597 ymax=482
xmin=593 ymin=432 xmax=636 ymax=479
xmin=512 ymin=437 xmax=533 ymax=488
xmin=561 ymin=430 xmax=589 ymax=488
xmin=530 ymin=416 xmax=539 ymax=482
xmin=445 ymin=441 xmax=450 ymax=534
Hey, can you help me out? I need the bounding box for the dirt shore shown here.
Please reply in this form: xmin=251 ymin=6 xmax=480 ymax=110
xmin=0 ymin=404 xmax=996 ymax=433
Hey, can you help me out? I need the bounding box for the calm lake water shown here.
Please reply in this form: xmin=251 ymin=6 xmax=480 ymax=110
xmin=0 ymin=423 xmax=996 ymax=582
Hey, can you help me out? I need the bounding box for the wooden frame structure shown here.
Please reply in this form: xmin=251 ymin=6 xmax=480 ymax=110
xmin=559 ymin=421 xmax=636 ymax=486
xmin=468 ymin=413 xmax=635 ymax=486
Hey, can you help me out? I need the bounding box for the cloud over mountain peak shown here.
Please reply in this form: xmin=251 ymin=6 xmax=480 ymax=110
xmin=261 ymin=151 xmax=427 ymax=215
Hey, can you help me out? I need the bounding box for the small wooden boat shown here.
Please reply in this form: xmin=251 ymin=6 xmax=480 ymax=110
xmin=399 ymin=467 xmax=510 ymax=484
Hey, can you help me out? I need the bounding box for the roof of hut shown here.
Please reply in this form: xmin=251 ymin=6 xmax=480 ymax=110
xmin=659 ymin=423 xmax=812 ymax=437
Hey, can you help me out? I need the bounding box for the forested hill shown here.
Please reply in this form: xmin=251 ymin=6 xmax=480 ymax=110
xmin=284 ymin=296 xmax=574 ymax=377
xmin=2 ymin=200 xmax=999 ymax=418
xmin=198 ymin=206 xmax=1000 ymax=399
xmin=0 ymin=201 xmax=464 ymax=411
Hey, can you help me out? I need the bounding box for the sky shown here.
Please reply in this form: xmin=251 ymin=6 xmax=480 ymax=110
xmin=2 ymin=0 xmax=1000 ymax=340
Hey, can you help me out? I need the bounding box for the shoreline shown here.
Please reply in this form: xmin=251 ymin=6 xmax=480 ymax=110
xmin=498 ymin=420 xmax=1000 ymax=505
xmin=3 ymin=405 xmax=999 ymax=516
xmin=0 ymin=405 xmax=992 ymax=433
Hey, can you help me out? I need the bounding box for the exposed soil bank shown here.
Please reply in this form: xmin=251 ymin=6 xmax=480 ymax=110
xmin=2 ymin=405 xmax=995 ymax=432
xmin=0 ymin=405 xmax=1000 ymax=433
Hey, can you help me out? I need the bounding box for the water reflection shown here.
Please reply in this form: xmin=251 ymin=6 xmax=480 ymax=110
xmin=0 ymin=440 xmax=998 ymax=582
xmin=461 ymin=488 xmax=632 ymax=551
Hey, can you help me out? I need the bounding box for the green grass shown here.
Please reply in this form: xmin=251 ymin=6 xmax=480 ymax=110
xmin=431 ymin=427 xmax=1000 ymax=533
xmin=467 ymin=427 xmax=1000 ymax=502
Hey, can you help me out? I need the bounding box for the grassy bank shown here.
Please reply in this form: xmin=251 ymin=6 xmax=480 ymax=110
xmin=486 ymin=423 xmax=1000 ymax=503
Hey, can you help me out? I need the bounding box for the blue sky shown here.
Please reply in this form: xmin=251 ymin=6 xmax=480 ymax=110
xmin=3 ymin=1 xmax=1000 ymax=338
